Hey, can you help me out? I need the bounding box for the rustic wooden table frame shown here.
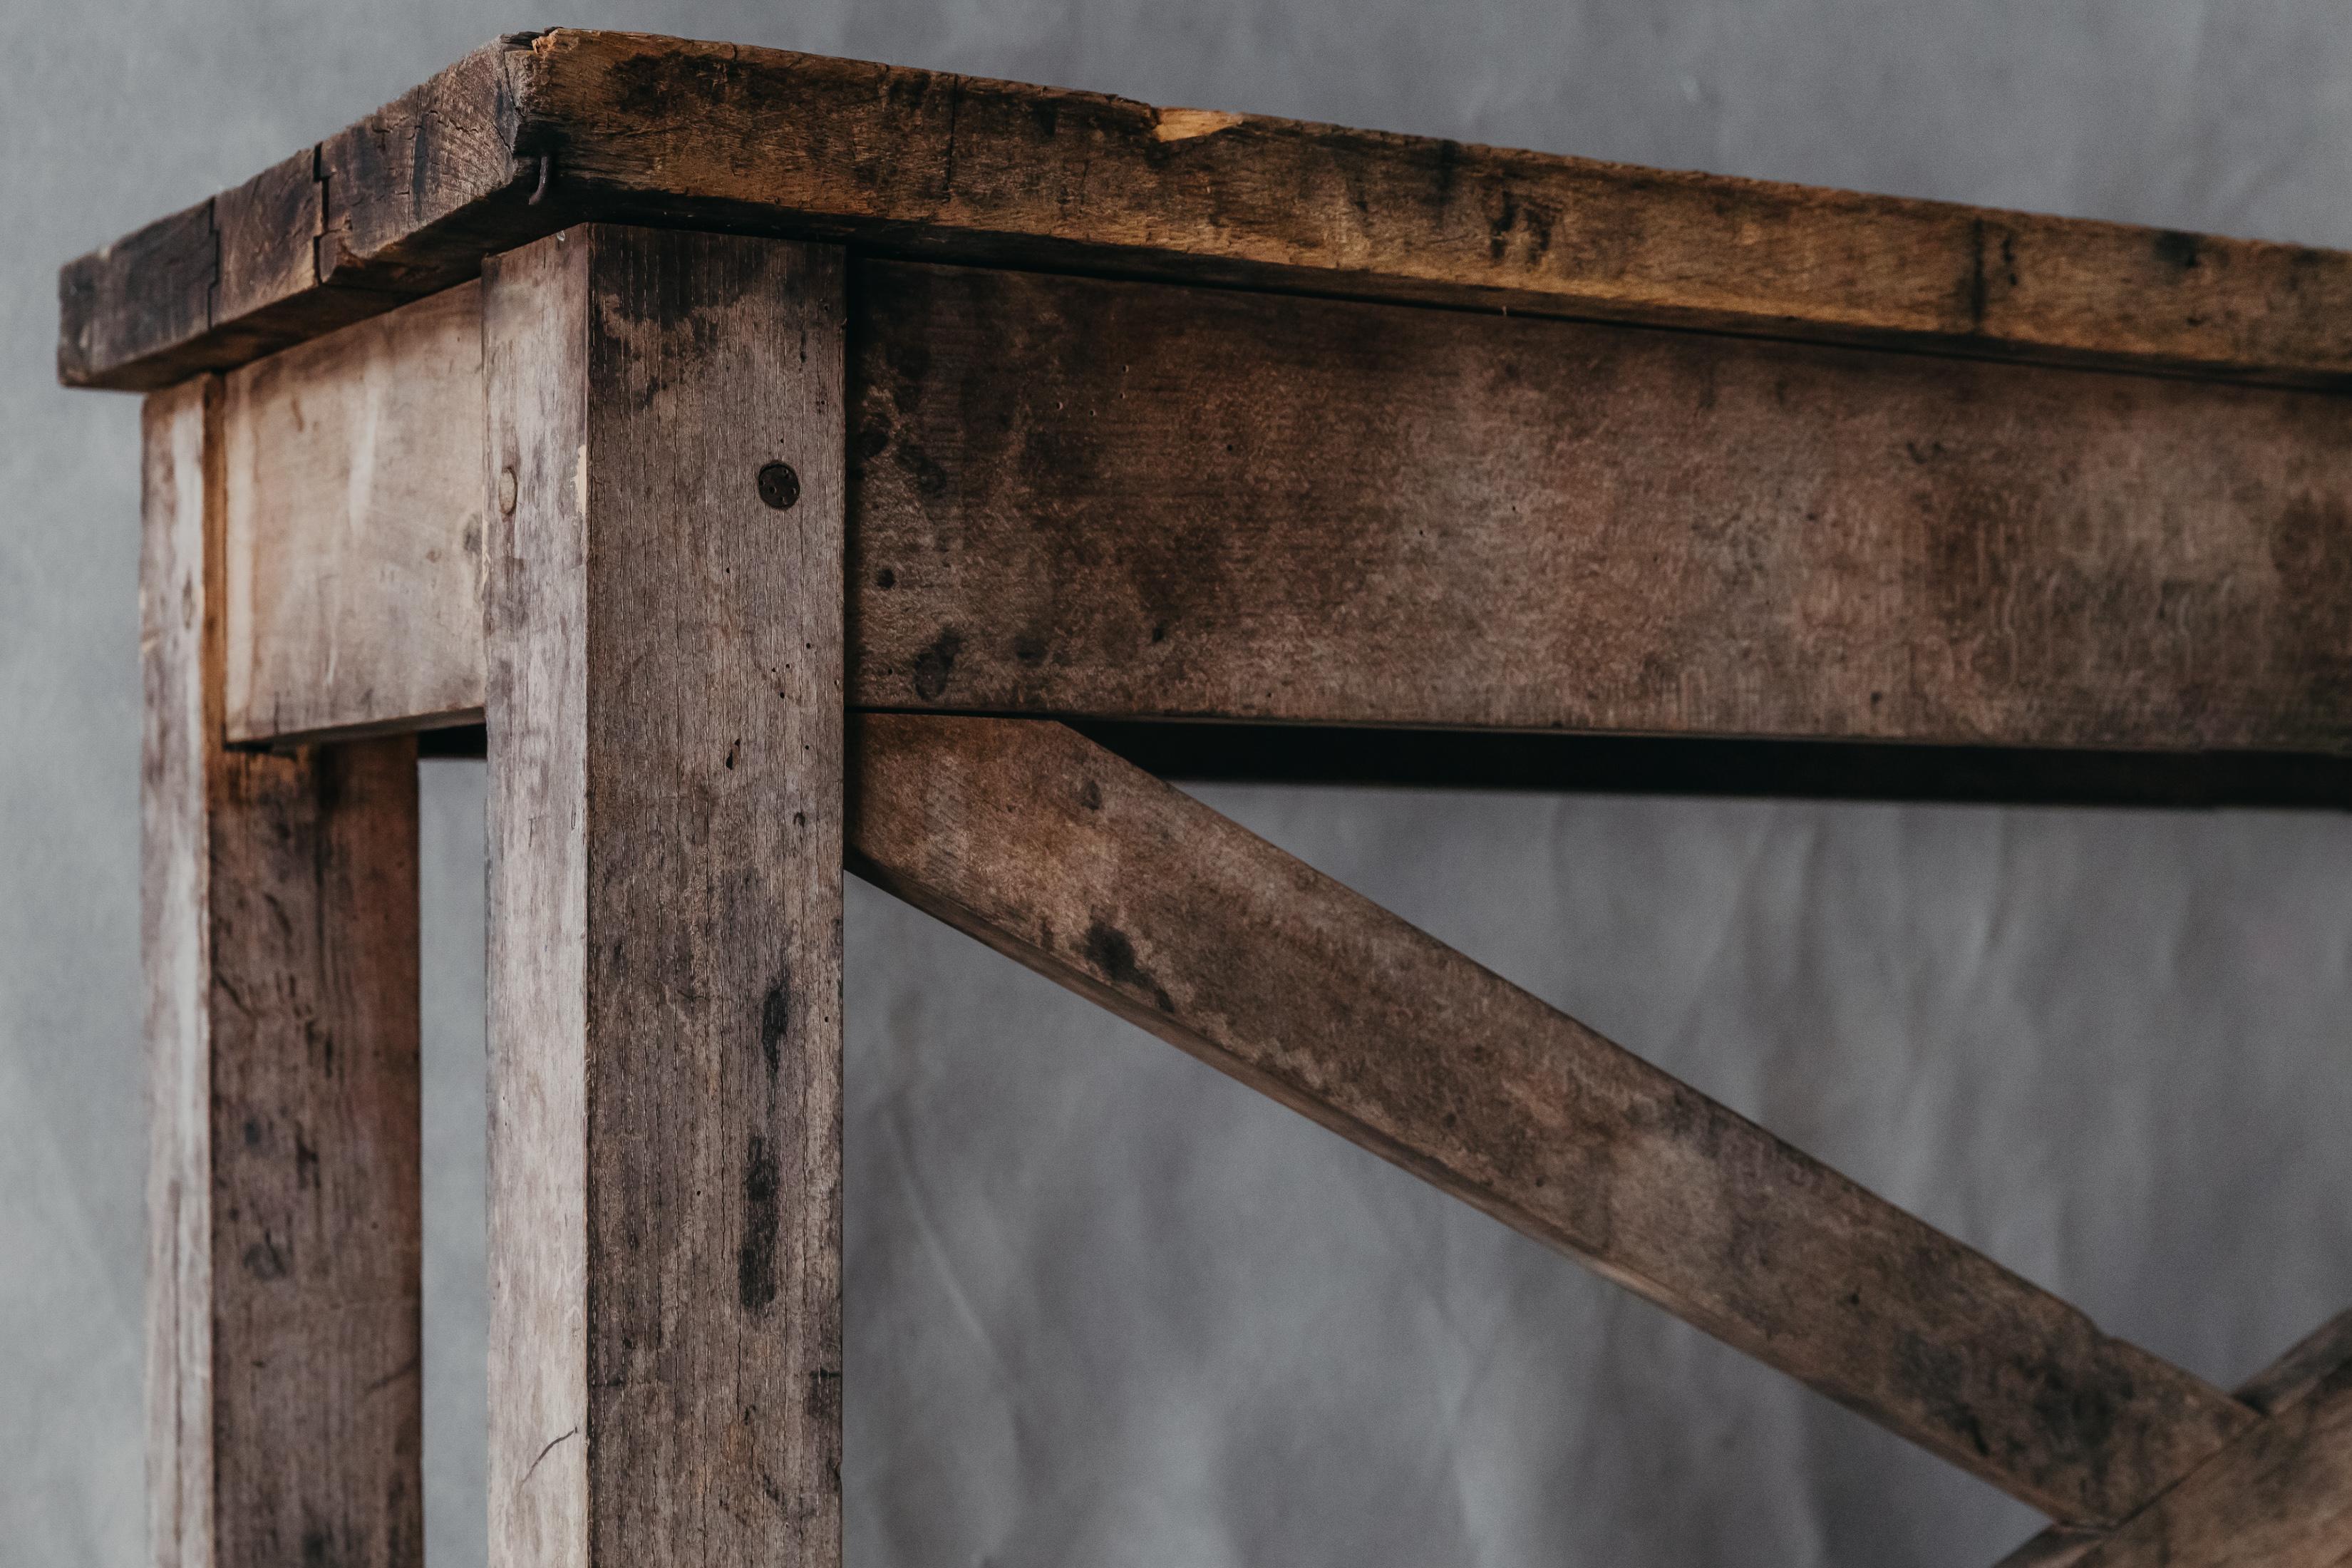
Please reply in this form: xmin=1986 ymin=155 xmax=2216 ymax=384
xmin=64 ymin=30 xmax=2352 ymax=1568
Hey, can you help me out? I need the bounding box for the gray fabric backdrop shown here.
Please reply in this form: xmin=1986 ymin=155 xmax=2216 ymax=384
xmin=6 ymin=4 xmax=2350 ymax=1564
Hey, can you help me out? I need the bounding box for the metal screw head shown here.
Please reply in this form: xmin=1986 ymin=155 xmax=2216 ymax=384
xmin=757 ymin=462 xmax=800 ymax=510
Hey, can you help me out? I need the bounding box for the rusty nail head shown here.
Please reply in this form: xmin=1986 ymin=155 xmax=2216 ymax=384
xmin=758 ymin=463 xmax=800 ymax=510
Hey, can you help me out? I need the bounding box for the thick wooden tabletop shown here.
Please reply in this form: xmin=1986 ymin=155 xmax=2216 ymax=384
xmin=58 ymin=28 xmax=2352 ymax=392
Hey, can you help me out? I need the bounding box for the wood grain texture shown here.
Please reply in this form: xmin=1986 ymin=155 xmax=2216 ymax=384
xmin=61 ymin=29 xmax=2352 ymax=390
xmin=215 ymin=152 xmax=325 ymax=329
xmin=59 ymin=38 xmax=533 ymax=390
xmin=852 ymin=262 xmax=2352 ymax=754
xmin=70 ymin=204 xmax=217 ymax=393
xmin=221 ymin=281 xmax=486 ymax=743
xmin=1995 ymin=1311 xmax=2352 ymax=1568
xmin=845 ymin=712 xmax=2255 ymax=1526
xmin=142 ymin=378 xmax=423 ymax=1568
xmin=483 ymin=225 xmax=845 ymax=1568
xmin=189 ymin=261 xmax=2352 ymax=763
xmin=143 ymin=378 xmax=215 ymax=1568
xmin=2069 ymin=1358 xmax=2352 ymax=1568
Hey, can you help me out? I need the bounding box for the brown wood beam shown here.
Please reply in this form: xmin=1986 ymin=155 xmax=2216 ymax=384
xmin=842 ymin=711 xmax=2254 ymax=1526
xmin=205 ymin=263 xmax=2352 ymax=771
xmin=142 ymin=378 xmax=422 ymax=1567
xmin=59 ymin=32 xmax=2352 ymax=392
xmin=854 ymin=262 xmax=2352 ymax=756
xmin=219 ymin=282 xmax=485 ymax=745
xmin=482 ymin=226 xmax=845 ymax=1567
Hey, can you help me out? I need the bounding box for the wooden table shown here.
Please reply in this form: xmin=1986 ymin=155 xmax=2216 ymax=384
xmin=61 ymin=29 xmax=2352 ymax=1567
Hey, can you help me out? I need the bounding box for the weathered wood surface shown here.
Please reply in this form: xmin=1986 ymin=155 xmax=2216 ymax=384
xmin=61 ymin=29 xmax=2352 ymax=391
xmin=142 ymin=378 xmax=423 ymax=1568
xmin=220 ymin=280 xmax=485 ymax=743
xmin=483 ymin=226 xmax=845 ymax=1567
xmin=1996 ymin=1311 xmax=2352 ymax=1568
xmin=845 ymin=711 xmax=2253 ymax=1525
xmin=857 ymin=262 xmax=2352 ymax=753
xmin=192 ymin=262 xmax=2352 ymax=764
xmin=2070 ymin=1358 xmax=2352 ymax=1567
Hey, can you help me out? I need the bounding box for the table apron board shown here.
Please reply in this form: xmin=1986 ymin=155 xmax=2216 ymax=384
xmin=206 ymin=241 xmax=2352 ymax=760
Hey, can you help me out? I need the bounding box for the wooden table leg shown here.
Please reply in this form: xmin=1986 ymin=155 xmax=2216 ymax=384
xmin=141 ymin=379 xmax=423 ymax=1567
xmin=483 ymin=226 xmax=847 ymax=1567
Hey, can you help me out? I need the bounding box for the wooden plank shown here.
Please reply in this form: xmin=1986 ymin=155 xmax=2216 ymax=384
xmin=60 ymin=30 xmax=2352 ymax=391
xmin=483 ymin=225 xmax=845 ymax=1567
xmin=855 ymin=262 xmax=2352 ymax=755
xmin=845 ymin=711 xmax=2255 ymax=1525
xmin=1996 ymin=1311 xmax=2352 ymax=1568
xmin=220 ymin=281 xmax=485 ymax=744
xmin=195 ymin=262 xmax=2352 ymax=763
xmin=141 ymin=378 xmax=423 ymax=1568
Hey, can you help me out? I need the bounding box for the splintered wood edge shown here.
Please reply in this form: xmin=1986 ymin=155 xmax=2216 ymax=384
xmin=60 ymin=28 xmax=2352 ymax=391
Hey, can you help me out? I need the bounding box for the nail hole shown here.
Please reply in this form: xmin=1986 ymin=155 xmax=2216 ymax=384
xmin=757 ymin=463 xmax=800 ymax=510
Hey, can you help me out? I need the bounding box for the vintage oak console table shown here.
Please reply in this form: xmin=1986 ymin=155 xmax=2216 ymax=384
xmin=59 ymin=29 xmax=2352 ymax=1567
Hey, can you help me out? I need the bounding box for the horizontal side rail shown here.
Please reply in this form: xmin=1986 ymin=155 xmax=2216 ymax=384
xmin=218 ymin=282 xmax=486 ymax=743
xmin=853 ymin=262 xmax=2352 ymax=754
xmin=217 ymin=262 xmax=2352 ymax=780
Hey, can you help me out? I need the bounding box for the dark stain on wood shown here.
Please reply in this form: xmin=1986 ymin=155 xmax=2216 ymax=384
xmin=739 ymin=1134 xmax=780 ymax=1312
xmin=760 ymin=979 xmax=791 ymax=1083
xmin=2152 ymin=229 xmax=2202 ymax=274
xmin=1080 ymin=919 xmax=1175 ymax=1014
xmin=910 ymin=628 xmax=961 ymax=701
xmin=849 ymin=259 xmax=2352 ymax=755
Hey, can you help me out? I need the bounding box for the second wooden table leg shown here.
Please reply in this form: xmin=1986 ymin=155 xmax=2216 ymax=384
xmin=483 ymin=225 xmax=847 ymax=1567
xmin=143 ymin=378 xmax=424 ymax=1568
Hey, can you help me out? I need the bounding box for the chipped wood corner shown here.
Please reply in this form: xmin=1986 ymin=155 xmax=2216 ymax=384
xmin=1150 ymin=106 xmax=1245 ymax=141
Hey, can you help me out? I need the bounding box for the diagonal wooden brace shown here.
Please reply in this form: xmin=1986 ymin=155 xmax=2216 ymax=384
xmin=1996 ymin=1311 xmax=2352 ymax=1567
xmin=844 ymin=712 xmax=2254 ymax=1526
